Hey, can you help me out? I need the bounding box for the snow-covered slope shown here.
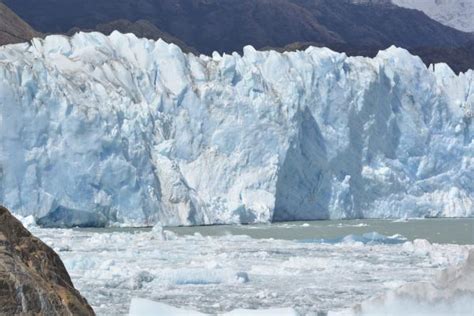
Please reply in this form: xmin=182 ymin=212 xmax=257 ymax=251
xmin=392 ymin=0 xmax=474 ymax=33
xmin=0 ymin=32 xmax=472 ymax=227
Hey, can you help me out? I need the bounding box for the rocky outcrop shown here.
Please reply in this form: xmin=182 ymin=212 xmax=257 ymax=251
xmin=0 ymin=206 xmax=94 ymax=315
xmin=4 ymin=0 xmax=474 ymax=72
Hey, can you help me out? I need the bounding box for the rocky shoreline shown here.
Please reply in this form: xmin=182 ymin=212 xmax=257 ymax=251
xmin=0 ymin=206 xmax=94 ymax=315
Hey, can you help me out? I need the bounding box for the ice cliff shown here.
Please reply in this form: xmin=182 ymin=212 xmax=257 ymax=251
xmin=0 ymin=32 xmax=472 ymax=227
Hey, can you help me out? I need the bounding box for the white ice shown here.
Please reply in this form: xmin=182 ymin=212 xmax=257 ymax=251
xmin=26 ymin=224 xmax=473 ymax=315
xmin=129 ymin=298 xmax=298 ymax=316
xmin=129 ymin=298 xmax=206 ymax=316
xmin=331 ymin=249 xmax=474 ymax=316
xmin=0 ymin=32 xmax=472 ymax=227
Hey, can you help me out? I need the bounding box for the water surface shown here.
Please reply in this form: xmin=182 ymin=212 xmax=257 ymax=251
xmin=165 ymin=218 xmax=474 ymax=244
xmin=41 ymin=218 xmax=473 ymax=314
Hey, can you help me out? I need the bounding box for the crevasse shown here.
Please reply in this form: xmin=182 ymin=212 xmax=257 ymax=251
xmin=0 ymin=31 xmax=472 ymax=227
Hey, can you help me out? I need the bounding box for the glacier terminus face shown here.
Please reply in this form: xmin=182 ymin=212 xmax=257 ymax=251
xmin=0 ymin=32 xmax=472 ymax=227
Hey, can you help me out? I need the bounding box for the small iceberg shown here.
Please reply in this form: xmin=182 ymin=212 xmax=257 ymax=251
xmin=300 ymin=232 xmax=407 ymax=245
xmin=129 ymin=298 xmax=299 ymax=316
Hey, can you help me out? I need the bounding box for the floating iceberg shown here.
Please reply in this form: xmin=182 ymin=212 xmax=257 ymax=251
xmin=129 ymin=298 xmax=207 ymax=316
xmin=299 ymin=232 xmax=407 ymax=245
xmin=0 ymin=31 xmax=472 ymax=227
xmin=129 ymin=298 xmax=298 ymax=316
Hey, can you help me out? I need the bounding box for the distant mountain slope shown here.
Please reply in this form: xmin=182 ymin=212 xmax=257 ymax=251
xmin=0 ymin=2 xmax=40 ymax=45
xmin=4 ymin=0 xmax=474 ymax=72
xmin=392 ymin=0 xmax=474 ymax=33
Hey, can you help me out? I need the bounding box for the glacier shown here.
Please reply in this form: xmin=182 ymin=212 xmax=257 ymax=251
xmin=0 ymin=31 xmax=472 ymax=227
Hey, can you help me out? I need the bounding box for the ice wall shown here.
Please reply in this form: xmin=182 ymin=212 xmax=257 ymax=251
xmin=0 ymin=32 xmax=472 ymax=227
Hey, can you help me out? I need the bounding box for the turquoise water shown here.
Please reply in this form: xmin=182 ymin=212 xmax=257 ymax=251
xmin=165 ymin=218 xmax=474 ymax=245
xmin=76 ymin=218 xmax=474 ymax=245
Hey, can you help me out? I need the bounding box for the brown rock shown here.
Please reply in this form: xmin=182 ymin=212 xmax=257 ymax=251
xmin=0 ymin=206 xmax=94 ymax=315
xmin=0 ymin=2 xmax=41 ymax=46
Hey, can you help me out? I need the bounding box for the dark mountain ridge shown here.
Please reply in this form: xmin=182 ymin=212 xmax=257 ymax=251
xmin=67 ymin=19 xmax=198 ymax=54
xmin=0 ymin=1 xmax=40 ymax=46
xmin=3 ymin=0 xmax=474 ymax=72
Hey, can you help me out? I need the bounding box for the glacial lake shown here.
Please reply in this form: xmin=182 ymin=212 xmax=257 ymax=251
xmin=80 ymin=218 xmax=474 ymax=245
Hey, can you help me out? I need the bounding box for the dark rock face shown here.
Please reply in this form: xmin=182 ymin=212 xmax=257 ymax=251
xmin=0 ymin=206 xmax=94 ymax=315
xmin=0 ymin=2 xmax=40 ymax=46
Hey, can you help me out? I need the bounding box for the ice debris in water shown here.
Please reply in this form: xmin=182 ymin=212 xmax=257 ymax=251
xmin=151 ymin=223 xmax=165 ymax=240
xmin=333 ymin=249 xmax=474 ymax=316
xmin=130 ymin=249 xmax=474 ymax=316
xmin=30 ymin=226 xmax=472 ymax=315
xmin=235 ymin=272 xmax=250 ymax=283
xmin=300 ymin=232 xmax=407 ymax=245
xmin=0 ymin=31 xmax=472 ymax=227
xmin=131 ymin=271 xmax=154 ymax=290
xmin=151 ymin=222 xmax=177 ymax=240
